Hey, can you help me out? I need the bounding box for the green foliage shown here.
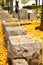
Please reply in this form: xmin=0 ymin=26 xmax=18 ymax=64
xmin=2 ymin=6 xmax=10 ymax=10
xmin=23 ymin=5 xmax=42 ymax=9
xmin=34 ymin=8 xmax=39 ymax=14
xmin=34 ymin=7 xmax=42 ymax=15
xmin=32 ymin=4 xmax=36 ymax=6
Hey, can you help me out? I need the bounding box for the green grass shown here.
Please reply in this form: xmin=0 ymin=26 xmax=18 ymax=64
xmin=2 ymin=6 xmax=10 ymax=10
xmin=23 ymin=5 xmax=42 ymax=9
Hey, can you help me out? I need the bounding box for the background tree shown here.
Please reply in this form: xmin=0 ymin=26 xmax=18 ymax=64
xmin=35 ymin=0 xmax=37 ymax=5
xmin=6 ymin=0 xmax=13 ymax=14
xmin=40 ymin=0 xmax=43 ymax=30
xmin=39 ymin=0 xmax=40 ymax=5
xmin=35 ymin=0 xmax=43 ymax=31
xmin=6 ymin=0 xmax=9 ymax=6
xmin=10 ymin=0 xmax=13 ymax=14
xmin=35 ymin=0 xmax=40 ymax=5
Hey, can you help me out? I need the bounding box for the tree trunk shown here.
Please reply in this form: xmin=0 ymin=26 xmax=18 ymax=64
xmin=10 ymin=0 xmax=13 ymax=14
xmin=6 ymin=0 xmax=9 ymax=6
xmin=39 ymin=0 xmax=40 ymax=5
xmin=35 ymin=0 xmax=37 ymax=5
xmin=40 ymin=0 xmax=43 ymax=30
xmin=35 ymin=0 xmax=43 ymax=31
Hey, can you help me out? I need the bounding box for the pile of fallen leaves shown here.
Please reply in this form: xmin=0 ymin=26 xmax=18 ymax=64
xmin=23 ymin=20 xmax=43 ymax=63
xmin=0 ymin=22 xmax=8 ymax=65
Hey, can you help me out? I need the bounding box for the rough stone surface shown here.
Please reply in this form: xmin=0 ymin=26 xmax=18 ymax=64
xmin=13 ymin=9 xmax=28 ymax=19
